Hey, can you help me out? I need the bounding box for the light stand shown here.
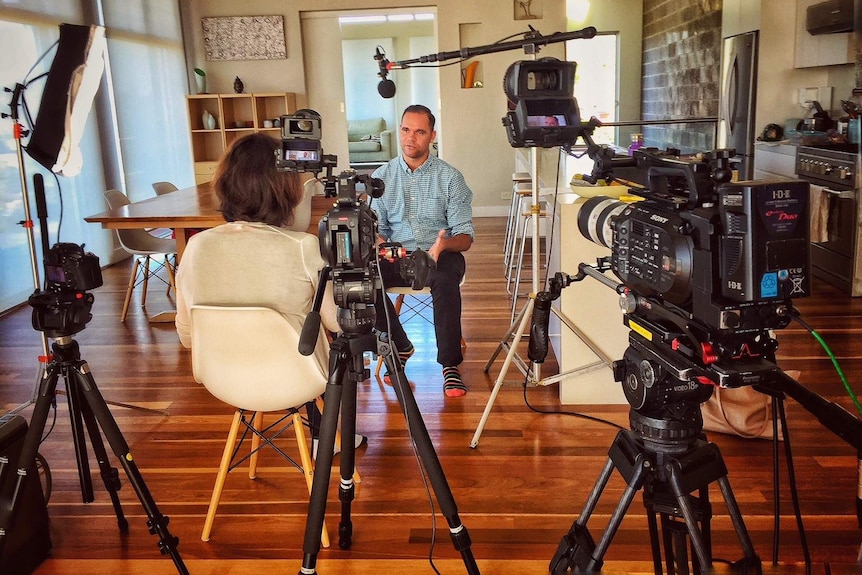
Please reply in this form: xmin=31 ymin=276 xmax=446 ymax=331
xmin=3 ymin=83 xmax=50 ymax=413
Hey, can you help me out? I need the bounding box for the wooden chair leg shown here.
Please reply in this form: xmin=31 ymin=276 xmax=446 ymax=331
xmin=248 ymin=411 xmax=262 ymax=479
xmin=202 ymin=411 xmax=242 ymax=542
xmin=294 ymin=412 xmax=330 ymax=548
xmin=141 ymin=256 xmax=151 ymax=308
xmin=165 ymin=254 xmax=176 ymax=296
xmin=121 ymin=258 xmax=140 ymax=323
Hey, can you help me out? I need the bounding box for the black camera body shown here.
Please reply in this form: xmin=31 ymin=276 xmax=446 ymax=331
xmin=318 ymin=171 xmax=385 ymax=323
xmin=29 ymin=242 xmax=102 ymax=338
xmin=578 ymin=149 xmax=810 ymax=335
xmin=502 ymin=58 xmax=586 ymax=148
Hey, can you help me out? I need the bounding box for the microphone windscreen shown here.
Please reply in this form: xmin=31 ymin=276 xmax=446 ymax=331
xmin=378 ymin=79 xmax=396 ymax=99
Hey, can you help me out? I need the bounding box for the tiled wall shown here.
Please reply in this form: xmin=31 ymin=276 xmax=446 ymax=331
xmin=641 ymin=0 xmax=722 ymax=152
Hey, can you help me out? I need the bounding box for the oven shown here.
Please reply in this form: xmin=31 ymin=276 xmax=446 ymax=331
xmin=794 ymin=144 xmax=860 ymax=295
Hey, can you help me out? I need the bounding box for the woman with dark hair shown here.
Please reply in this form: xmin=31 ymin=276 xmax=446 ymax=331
xmin=175 ymin=133 xmax=362 ymax=453
xmin=176 ymin=133 xmax=336 ymax=346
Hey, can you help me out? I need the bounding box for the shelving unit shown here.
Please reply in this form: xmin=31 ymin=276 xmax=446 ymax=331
xmin=186 ymin=92 xmax=297 ymax=183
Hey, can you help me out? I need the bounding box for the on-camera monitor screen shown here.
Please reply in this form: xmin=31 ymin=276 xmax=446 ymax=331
xmin=285 ymin=148 xmax=320 ymax=161
xmin=283 ymin=139 xmax=320 ymax=162
xmin=526 ymin=115 xmax=567 ymax=127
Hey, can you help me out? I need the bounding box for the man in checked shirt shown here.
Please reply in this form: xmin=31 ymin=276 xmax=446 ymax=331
xmin=371 ymin=104 xmax=474 ymax=397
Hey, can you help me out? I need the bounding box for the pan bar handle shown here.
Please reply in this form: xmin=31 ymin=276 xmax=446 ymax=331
xmin=823 ymin=187 xmax=855 ymax=200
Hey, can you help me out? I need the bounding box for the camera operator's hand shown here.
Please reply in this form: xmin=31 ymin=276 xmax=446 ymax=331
xmin=429 ymin=229 xmax=473 ymax=261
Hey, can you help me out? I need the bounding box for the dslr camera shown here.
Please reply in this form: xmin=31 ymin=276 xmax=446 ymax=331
xmin=29 ymin=242 xmax=103 ymax=338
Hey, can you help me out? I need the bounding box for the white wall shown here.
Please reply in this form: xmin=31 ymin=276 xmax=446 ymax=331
xmin=182 ymin=0 xmax=569 ymax=213
xmin=755 ymin=0 xmax=855 ymax=132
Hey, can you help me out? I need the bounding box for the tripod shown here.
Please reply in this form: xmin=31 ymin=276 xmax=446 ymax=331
xmin=549 ymin=406 xmax=761 ymax=575
xmin=0 ymin=334 xmax=188 ymax=574
xmin=298 ymin=306 xmax=479 ymax=575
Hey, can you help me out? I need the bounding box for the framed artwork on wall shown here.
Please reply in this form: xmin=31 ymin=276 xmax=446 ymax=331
xmin=202 ymin=15 xmax=286 ymax=61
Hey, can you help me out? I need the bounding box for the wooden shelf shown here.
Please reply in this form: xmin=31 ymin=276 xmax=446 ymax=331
xmin=186 ymin=92 xmax=296 ymax=183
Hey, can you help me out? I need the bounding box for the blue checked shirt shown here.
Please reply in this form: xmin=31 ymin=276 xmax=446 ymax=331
xmin=371 ymin=155 xmax=474 ymax=252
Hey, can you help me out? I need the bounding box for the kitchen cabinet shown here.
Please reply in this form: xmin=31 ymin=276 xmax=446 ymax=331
xmin=794 ymin=0 xmax=855 ymax=68
xmin=753 ymin=142 xmax=797 ymax=179
xmin=186 ymin=93 xmax=296 ymax=183
xmin=722 ymin=0 xmax=761 ymax=38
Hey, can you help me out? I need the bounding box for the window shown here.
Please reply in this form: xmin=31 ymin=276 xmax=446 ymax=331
xmin=0 ymin=1 xmax=192 ymax=313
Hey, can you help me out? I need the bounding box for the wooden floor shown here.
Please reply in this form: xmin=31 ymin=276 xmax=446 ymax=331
xmin=1 ymin=217 xmax=860 ymax=575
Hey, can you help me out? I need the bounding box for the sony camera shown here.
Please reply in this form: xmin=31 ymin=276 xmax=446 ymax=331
xmin=578 ymin=148 xmax=810 ymax=334
xmin=502 ymin=58 xmax=586 ymax=148
xmin=29 ymin=242 xmax=102 ymax=338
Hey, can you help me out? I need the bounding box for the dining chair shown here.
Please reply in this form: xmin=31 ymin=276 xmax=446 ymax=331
xmin=190 ymin=304 xmax=352 ymax=545
xmin=151 ymin=181 xmax=178 ymax=196
xmin=103 ymin=189 xmax=177 ymax=322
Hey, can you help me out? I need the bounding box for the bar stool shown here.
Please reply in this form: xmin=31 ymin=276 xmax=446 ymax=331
xmin=504 ymin=182 xmax=535 ymax=276
xmin=504 ymin=172 xmax=532 ymax=258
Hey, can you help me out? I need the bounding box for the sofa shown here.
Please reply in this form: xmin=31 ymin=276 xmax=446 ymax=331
xmin=347 ymin=117 xmax=394 ymax=164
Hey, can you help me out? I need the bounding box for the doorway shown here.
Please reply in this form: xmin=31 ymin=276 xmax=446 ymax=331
xmin=339 ymin=10 xmax=440 ymax=168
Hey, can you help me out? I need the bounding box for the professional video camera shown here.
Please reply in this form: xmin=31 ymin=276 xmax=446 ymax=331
xmin=536 ymin=147 xmax=810 ymax=395
xmin=29 ymin=242 xmax=102 ymax=339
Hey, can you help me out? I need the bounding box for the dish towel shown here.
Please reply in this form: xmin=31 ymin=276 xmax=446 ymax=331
xmin=808 ymin=186 xmax=830 ymax=243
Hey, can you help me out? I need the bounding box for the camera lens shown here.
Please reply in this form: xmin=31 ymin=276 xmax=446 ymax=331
xmin=577 ymin=196 xmax=627 ymax=248
xmin=296 ymin=120 xmax=314 ymax=133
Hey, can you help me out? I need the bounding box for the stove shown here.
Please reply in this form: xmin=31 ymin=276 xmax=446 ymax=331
xmin=794 ymin=144 xmax=861 ymax=296
xmin=795 ymin=144 xmax=856 ymax=189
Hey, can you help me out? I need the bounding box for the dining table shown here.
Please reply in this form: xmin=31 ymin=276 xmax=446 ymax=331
xmin=85 ymin=181 xmax=334 ymax=322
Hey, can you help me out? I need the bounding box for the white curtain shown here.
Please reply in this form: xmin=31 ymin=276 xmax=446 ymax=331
xmin=0 ymin=1 xmax=192 ymax=313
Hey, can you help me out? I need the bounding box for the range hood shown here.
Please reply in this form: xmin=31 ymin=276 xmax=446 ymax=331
xmin=807 ymin=0 xmax=854 ymax=34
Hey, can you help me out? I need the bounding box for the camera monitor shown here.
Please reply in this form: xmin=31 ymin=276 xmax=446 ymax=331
xmin=502 ymin=58 xmax=584 ymax=148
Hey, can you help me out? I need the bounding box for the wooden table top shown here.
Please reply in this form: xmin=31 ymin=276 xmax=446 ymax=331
xmin=85 ymin=182 xmax=334 ymax=234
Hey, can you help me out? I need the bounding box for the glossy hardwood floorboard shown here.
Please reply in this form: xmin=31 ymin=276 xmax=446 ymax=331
xmin=1 ymin=217 xmax=860 ymax=575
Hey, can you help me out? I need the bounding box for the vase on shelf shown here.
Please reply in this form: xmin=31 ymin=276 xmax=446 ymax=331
xmin=202 ymin=110 xmax=216 ymax=130
xmin=194 ymin=68 xmax=207 ymax=94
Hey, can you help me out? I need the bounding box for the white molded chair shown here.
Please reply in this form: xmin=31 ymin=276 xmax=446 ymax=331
xmin=190 ymin=304 xmax=345 ymax=544
xmin=151 ymin=181 xmax=178 ymax=196
xmin=103 ymin=189 xmax=177 ymax=322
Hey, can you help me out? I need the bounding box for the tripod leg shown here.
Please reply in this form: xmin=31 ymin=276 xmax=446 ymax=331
xmin=716 ymin=475 xmax=759 ymax=567
xmin=67 ymin=363 xmax=188 ymax=575
xmin=665 ymin=460 xmax=712 ymax=571
xmin=0 ymin=365 xmax=59 ymax=557
xmin=337 ymin=355 xmax=360 ymax=550
xmin=64 ymin=368 xmax=95 ymax=503
xmin=300 ymin=346 xmax=348 ymax=575
xmin=76 ymin=389 xmax=128 ymax=531
xmin=383 ymin=351 xmax=480 ymax=575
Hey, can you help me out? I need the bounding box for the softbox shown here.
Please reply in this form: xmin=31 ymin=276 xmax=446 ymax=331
xmin=26 ymin=24 xmax=106 ymax=178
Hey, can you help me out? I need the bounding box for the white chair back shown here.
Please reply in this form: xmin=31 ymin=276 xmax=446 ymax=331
xmin=190 ymin=305 xmax=327 ymax=413
xmin=152 ymin=181 xmax=178 ymax=196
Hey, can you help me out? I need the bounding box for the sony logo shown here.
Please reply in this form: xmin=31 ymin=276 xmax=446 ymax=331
xmin=650 ymin=214 xmax=669 ymax=224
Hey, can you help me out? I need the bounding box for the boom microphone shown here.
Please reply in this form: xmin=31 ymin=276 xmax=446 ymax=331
xmin=374 ymin=46 xmax=397 ymax=99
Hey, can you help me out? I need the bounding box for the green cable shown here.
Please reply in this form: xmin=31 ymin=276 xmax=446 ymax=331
xmin=808 ymin=327 xmax=862 ymax=415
